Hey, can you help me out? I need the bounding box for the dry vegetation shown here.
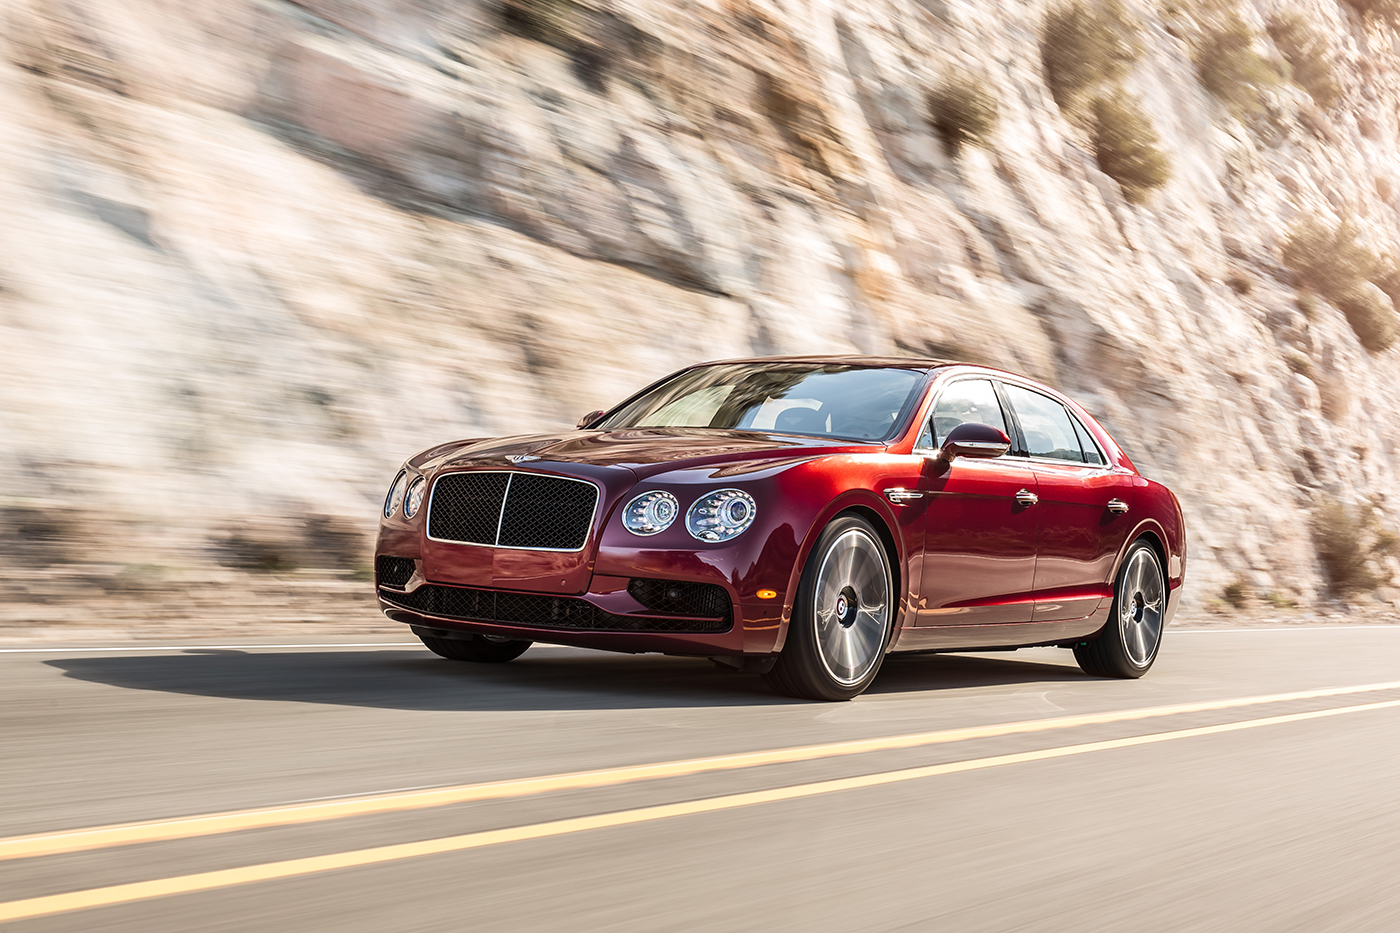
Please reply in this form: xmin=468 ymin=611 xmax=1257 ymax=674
xmin=1338 ymin=0 xmax=1400 ymax=28
xmin=1090 ymin=92 xmax=1172 ymax=202
xmin=1268 ymin=13 xmax=1344 ymax=109
xmin=1312 ymin=497 xmax=1400 ymax=596
xmin=1282 ymin=217 xmax=1400 ymax=351
xmin=927 ymin=74 xmax=1000 ymax=156
xmin=1194 ymin=9 xmax=1282 ymax=116
xmin=1042 ymin=0 xmax=1170 ymax=201
xmin=1041 ymin=0 xmax=1143 ymax=109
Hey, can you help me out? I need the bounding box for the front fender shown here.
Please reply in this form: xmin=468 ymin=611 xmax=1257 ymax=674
xmin=771 ymin=483 xmax=913 ymax=655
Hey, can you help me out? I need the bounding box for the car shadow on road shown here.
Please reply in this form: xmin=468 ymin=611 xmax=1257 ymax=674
xmin=46 ymin=646 xmax=1090 ymax=712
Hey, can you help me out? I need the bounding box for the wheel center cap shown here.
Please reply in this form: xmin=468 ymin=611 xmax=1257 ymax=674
xmin=834 ymin=586 xmax=859 ymax=628
xmin=1131 ymin=592 xmax=1145 ymax=623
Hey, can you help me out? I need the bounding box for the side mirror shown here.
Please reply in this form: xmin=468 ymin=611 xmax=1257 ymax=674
xmin=939 ymin=422 xmax=1011 ymax=460
xmin=577 ymin=409 xmax=606 ymax=430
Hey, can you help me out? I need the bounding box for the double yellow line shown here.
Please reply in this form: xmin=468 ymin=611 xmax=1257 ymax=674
xmin=4 ymin=680 xmax=1400 ymax=923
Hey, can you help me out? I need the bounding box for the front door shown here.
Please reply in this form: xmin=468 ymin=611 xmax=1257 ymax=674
xmin=914 ymin=378 xmax=1039 ymax=626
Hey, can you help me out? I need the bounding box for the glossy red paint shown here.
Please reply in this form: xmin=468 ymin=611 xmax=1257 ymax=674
xmin=375 ymin=357 xmax=1186 ymax=664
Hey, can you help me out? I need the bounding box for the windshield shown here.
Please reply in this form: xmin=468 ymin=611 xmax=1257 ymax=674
xmin=595 ymin=363 xmax=926 ymax=442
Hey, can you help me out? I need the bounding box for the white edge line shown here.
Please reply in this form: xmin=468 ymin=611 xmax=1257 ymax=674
xmin=1168 ymin=625 xmax=1400 ymax=633
xmin=0 ymin=643 xmax=424 ymax=653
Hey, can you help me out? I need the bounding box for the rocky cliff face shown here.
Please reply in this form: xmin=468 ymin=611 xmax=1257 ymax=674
xmin=2 ymin=0 xmax=1399 ymax=609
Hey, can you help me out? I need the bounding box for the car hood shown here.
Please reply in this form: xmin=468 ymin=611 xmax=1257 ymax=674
xmin=413 ymin=428 xmax=882 ymax=480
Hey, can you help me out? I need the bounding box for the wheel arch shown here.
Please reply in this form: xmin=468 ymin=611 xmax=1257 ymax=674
xmin=772 ymin=496 xmax=907 ymax=653
xmin=1118 ymin=524 xmax=1169 ymax=585
xmin=843 ymin=503 xmax=903 ymax=615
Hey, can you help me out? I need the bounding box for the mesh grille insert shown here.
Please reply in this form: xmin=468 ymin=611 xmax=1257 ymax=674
xmin=427 ymin=471 xmax=598 ymax=551
xmin=497 ymin=473 xmax=597 ymax=550
xmin=376 ymin=556 xmax=416 ymax=588
xmin=380 ymin=585 xmax=732 ymax=634
xmin=428 ymin=472 xmax=510 ymax=545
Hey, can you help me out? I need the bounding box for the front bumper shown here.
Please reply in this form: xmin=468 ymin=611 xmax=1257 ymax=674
xmin=377 ymin=569 xmax=767 ymax=656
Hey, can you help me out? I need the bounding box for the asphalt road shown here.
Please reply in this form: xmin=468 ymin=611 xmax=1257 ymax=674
xmin=3 ymin=626 xmax=1400 ymax=932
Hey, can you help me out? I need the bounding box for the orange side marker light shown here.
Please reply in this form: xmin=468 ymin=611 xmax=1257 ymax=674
xmin=757 ymin=589 xmax=778 ymax=600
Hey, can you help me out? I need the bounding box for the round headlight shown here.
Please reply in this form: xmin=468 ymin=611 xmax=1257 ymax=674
xmin=384 ymin=470 xmax=408 ymax=519
xmin=686 ymin=489 xmax=757 ymax=542
xmin=623 ymin=490 xmax=680 ymax=536
xmin=404 ymin=476 xmax=427 ymax=518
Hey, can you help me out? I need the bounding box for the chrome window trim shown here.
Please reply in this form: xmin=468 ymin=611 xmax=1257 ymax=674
xmin=911 ymin=374 xmax=1011 ymax=455
xmin=1067 ymin=412 xmax=1109 ymax=466
xmin=992 ymin=374 xmax=1116 ymax=465
xmin=425 ymin=469 xmax=602 ymax=553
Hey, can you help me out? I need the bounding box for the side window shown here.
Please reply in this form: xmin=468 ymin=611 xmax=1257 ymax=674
xmin=1002 ymin=385 xmax=1084 ymax=462
xmin=923 ymin=379 xmax=1009 ymax=448
xmin=1070 ymin=416 xmax=1106 ymax=466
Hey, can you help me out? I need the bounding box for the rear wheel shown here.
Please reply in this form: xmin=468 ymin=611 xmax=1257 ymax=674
xmin=1074 ymin=539 xmax=1165 ymax=678
xmin=417 ymin=631 xmax=532 ymax=663
xmin=763 ymin=515 xmax=894 ymax=701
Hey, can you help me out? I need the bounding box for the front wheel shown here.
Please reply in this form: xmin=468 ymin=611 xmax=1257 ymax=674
xmin=417 ymin=630 xmax=532 ymax=663
xmin=763 ymin=515 xmax=894 ymax=701
xmin=1074 ymin=539 xmax=1165 ymax=678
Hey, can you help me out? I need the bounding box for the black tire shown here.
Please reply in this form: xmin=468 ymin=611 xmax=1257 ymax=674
xmin=1074 ymin=539 xmax=1165 ymax=679
xmin=763 ymin=515 xmax=895 ymax=701
xmin=417 ymin=632 xmax=532 ymax=663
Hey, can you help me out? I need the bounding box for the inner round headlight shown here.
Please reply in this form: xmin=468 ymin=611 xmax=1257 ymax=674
xmin=404 ymin=476 xmax=427 ymax=518
xmin=686 ymin=489 xmax=757 ymax=542
xmin=623 ymin=490 xmax=680 ymax=536
xmin=384 ymin=470 xmax=408 ymax=519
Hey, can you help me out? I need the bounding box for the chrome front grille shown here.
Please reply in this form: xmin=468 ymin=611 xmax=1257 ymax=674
xmin=427 ymin=471 xmax=598 ymax=551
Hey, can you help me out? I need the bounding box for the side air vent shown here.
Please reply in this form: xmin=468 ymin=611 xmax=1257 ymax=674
xmin=626 ymin=579 xmax=732 ymax=619
xmin=376 ymin=556 xmax=416 ymax=588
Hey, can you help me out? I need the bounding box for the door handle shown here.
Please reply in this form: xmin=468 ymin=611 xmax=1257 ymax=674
xmin=1107 ymin=498 xmax=1129 ymax=514
xmin=1015 ymin=489 xmax=1039 ymax=507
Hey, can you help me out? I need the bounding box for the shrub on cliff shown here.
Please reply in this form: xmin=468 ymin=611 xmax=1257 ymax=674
xmin=1281 ymin=218 xmax=1376 ymax=301
xmin=927 ymin=75 xmax=1000 ymax=156
xmin=1337 ymin=285 xmax=1400 ymax=352
xmin=1313 ymin=497 xmax=1399 ymax=596
xmin=1042 ymin=0 xmax=1142 ymax=110
xmin=1339 ymin=0 xmax=1400 ymax=28
xmin=1195 ymin=12 xmax=1283 ymax=117
xmin=1283 ymin=219 xmax=1400 ymax=350
xmin=1089 ymin=92 xmax=1171 ymax=202
xmin=1267 ymin=14 xmax=1343 ymax=109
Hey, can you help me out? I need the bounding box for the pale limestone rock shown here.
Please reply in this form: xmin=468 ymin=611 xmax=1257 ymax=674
xmin=1 ymin=0 xmax=1399 ymax=607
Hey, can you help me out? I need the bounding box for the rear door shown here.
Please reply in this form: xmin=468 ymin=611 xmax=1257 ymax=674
xmin=999 ymin=383 xmax=1136 ymax=622
xmin=915 ymin=378 xmax=1039 ymax=626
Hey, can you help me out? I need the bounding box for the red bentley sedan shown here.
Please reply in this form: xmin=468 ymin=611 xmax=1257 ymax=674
xmin=376 ymin=357 xmax=1185 ymax=700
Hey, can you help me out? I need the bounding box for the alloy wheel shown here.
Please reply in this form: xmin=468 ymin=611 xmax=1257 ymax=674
xmin=813 ymin=528 xmax=891 ymax=686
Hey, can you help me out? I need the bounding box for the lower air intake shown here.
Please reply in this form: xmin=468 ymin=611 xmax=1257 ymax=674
xmin=380 ymin=584 xmax=731 ymax=634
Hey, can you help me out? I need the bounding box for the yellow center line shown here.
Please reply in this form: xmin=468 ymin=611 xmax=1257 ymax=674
xmin=2 ymin=696 xmax=1398 ymax=924
xmin=4 ymin=681 xmax=1400 ymax=863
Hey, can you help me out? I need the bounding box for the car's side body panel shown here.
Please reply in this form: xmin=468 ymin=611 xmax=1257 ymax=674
xmin=915 ymin=457 xmax=1040 ymax=626
xmin=1027 ymin=460 xmax=1138 ymax=622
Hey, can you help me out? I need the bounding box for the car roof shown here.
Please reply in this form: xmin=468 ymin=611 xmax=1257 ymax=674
xmin=699 ymin=354 xmax=965 ymax=371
